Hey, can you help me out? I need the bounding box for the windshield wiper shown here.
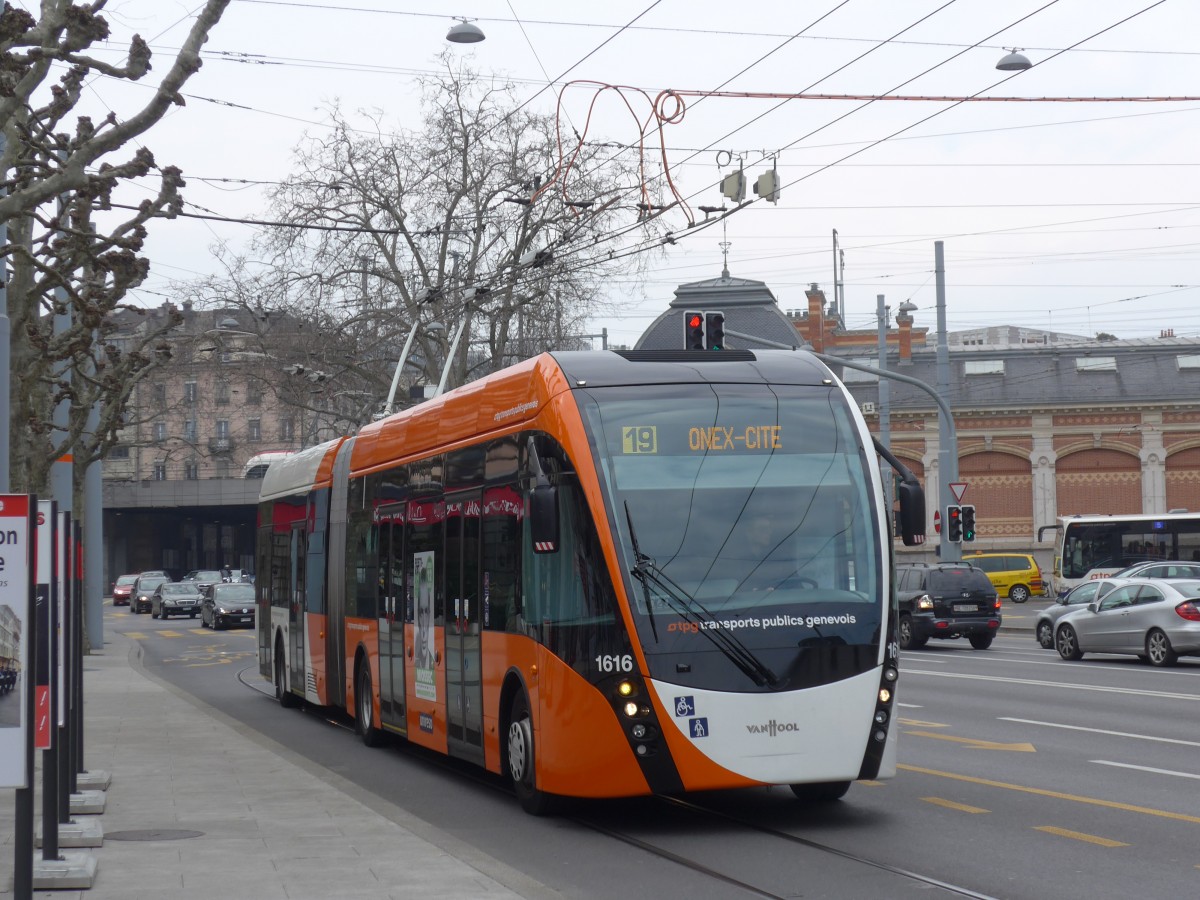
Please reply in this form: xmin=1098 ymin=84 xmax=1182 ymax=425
xmin=625 ymin=505 xmax=777 ymax=687
xmin=625 ymin=502 xmax=657 ymax=641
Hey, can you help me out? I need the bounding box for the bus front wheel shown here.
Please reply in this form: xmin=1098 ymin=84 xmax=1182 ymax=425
xmin=355 ymin=662 xmax=385 ymax=747
xmin=507 ymin=692 xmax=557 ymax=816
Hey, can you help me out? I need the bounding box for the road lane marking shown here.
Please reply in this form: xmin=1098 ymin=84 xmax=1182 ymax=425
xmin=1034 ymin=826 xmax=1128 ymax=848
xmin=1091 ymin=760 xmax=1200 ymax=781
xmin=158 ymin=630 xmax=185 ymax=638
xmin=899 ymin=718 xmax=950 ymax=728
xmin=923 ymin=797 xmax=989 ymax=814
xmin=905 ymin=668 xmax=1200 ymax=702
xmin=904 ymin=730 xmax=1036 ymax=752
xmin=898 ymin=764 xmax=1200 ymax=824
xmin=999 ymin=717 xmax=1200 ymax=748
xmin=124 ymin=632 xmax=147 ymax=640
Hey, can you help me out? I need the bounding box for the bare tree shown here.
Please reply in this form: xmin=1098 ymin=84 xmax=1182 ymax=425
xmin=210 ymin=57 xmax=666 ymax=409
xmin=0 ymin=0 xmax=231 ymax=493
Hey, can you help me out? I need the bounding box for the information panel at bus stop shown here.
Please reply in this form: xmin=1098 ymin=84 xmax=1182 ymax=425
xmin=0 ymin=495 xmax=34 ymax=788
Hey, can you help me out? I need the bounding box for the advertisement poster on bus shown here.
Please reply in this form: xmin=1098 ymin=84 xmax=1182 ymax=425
xmin=0 ymin=495 xmax=34 ymax=788
xmin=412 ymin=550 xmax=437 ymax=701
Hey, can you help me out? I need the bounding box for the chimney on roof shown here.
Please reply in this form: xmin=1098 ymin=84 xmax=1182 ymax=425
xmin=896 ymin=303 xmax=915 ymax=363
xmin=1160 ymin=328 xmax=1175 ymax=338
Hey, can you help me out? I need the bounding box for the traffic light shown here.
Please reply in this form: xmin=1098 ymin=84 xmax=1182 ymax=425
xmin=961 ymin=505 xmax=976 ymax=542
xmin=684 ymin=310 xmax=705 ymax=350
xmin=705 ymin=311 xmax=726 ymax=350
xmin=946 ymin=505 xmax=963 ymax=542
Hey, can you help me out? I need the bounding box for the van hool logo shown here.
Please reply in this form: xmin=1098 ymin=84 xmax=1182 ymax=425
xmin=746 ymin=719 xmax=799 ymax=736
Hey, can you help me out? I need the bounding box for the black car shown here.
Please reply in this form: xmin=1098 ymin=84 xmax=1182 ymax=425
xmin=895 ymin=563 xmax=1001 ymax=650
xmin=201 ymin=582 xmax=257 ymax=630
xmin=131 ymin=574 xmax=169 ymax=614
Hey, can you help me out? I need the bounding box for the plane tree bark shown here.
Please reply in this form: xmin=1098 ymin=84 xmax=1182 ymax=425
xmin=1 ymin=0 xmax=230 ymax=493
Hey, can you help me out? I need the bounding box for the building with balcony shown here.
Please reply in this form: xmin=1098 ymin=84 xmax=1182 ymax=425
xmin=101 ymin=302 xmax=357 ymax=580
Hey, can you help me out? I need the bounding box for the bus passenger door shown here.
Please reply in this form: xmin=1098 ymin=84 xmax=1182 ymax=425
xmin=289 ymin=524 xmax=307 ymax=693
xmin=445 ymin=489 xmax=483 ymax=763
xmin=377 ymin=517 xmax=406 ymax=731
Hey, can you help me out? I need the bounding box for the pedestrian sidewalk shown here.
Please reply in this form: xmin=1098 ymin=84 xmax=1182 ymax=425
xmin=1 ymin=632 xmax=555 ymax=899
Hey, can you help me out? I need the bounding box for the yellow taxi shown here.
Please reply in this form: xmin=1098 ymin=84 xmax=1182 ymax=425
xmin=962 ymin=552 xmax=1047 ymax=603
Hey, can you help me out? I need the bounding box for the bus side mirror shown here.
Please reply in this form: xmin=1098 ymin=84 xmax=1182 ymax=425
xmin=897 ymin=480 xmax=926 ymax=547
xmin=526 ymin=434 xmax=560 ymax=554
xmin=530 ymin=484 xmax=559 ymax=553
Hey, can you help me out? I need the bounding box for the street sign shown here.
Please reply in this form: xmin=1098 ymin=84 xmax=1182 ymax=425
xmin=950 ymin=482 xmax=968 ymax=503
xmin=933 ymin=509 xmax=941 ymax=534
xmin=0 ymin=495 xmax=34 ymax=788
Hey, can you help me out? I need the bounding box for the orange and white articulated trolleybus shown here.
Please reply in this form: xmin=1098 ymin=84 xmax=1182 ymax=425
xmin=256 ymin=348 xmax=925 ymax=813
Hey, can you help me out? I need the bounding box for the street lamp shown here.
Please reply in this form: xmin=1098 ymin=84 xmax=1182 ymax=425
xmin=447 ymin=17 xmax=485 ymax=44
xmin=996 ymin=48 xmax=1032 ymax=71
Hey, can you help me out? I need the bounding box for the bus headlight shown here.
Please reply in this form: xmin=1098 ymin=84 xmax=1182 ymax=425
xmin=879 ymin=688 xmax=891 ymax=704
xmin=623 ymin=701 xmax=639 ymax=717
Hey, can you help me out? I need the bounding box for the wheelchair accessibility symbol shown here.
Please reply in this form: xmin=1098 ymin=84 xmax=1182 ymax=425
xmin=674 ymin=695 xmax=695 ymax=717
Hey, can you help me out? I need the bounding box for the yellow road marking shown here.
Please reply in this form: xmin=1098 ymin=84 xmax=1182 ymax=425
xmin=899 ymin=764 xmax=1200 ymax=824
xmin=904 ymin=730 xmax=1036 ymax=752
xmin=158 ymin=630 xmax=185 ymax=638
xmin=1035 ymin=826 xmax=1128 ymax=848
xmin=899 ymin=718 xmax=950 ymax=728
xmin=923 ymin=797 xmax=989 ymax=814
xmin=858 ymin=780 xmax=885 ymax=787
xmin=124 ymin=632 xmax=147 ymax=640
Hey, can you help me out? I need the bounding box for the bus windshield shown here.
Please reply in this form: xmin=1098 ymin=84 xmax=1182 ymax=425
xmin=578 ymin=381 xmax=882 ymax=690
xmin=1060 ymin=515 xmax=1200 ymax=581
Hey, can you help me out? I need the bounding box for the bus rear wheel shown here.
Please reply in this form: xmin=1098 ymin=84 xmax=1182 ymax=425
xmin=790 ymin=781 xmax=851 ymax=803
xmin=274 ymin=646 xmax=298 ymax=709
xmin=356 ymin=662 xmax=385 ymax=747
xmin=507 ymin=692 xmax=557 ymax=816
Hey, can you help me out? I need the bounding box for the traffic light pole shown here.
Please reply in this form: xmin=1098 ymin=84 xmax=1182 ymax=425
xmin=933 ymin=241 xmax=960 ymax=561
xmin=721 ymin=326 xmax=961 ymax=555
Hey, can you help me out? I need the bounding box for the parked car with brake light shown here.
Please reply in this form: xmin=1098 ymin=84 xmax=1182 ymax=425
xmin=201 ymin=582 xmax=256 ymax=630
xmin=1054 ymin=577 xmax=1200 ymax=666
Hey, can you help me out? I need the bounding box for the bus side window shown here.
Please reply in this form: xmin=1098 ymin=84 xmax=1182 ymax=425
xmin=483 ymin=484 xmax=522 ymax=632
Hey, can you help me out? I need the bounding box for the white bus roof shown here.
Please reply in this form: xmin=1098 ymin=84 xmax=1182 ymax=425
xmin=1061 ymin=512 xmax=1196 ymax=524
xmin=257 ymin=438 xmax=343 ymax=502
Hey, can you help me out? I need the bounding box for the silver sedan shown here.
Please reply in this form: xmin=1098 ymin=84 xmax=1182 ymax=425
xmin=1035 ymin=578 xmax=1123 ymax=649
xmin=1054 ymin=578 xmax=1200 ymax=666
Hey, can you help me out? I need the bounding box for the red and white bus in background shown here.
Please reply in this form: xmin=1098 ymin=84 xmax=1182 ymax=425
xmin=255 ymin=349 xmax=924 ymax=813
xmin=1048 ymin=511 xmax=1200 ymax=597
xmin=242 ymin=450 xmax=294 ymax=480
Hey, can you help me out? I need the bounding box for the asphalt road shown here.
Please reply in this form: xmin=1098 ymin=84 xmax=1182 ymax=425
xmin=112 ymin=600 xmax=1200 ymax=900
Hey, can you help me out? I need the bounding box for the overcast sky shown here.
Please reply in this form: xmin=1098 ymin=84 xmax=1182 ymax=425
xmin=77 ymin=0 xmax=1200 ymax=348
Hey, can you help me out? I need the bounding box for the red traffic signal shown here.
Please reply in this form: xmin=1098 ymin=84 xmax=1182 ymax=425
xmin=946 ymin=505 xmax=963 ymax=542
xmin=684 ymin=310 xmax=705 ymax=350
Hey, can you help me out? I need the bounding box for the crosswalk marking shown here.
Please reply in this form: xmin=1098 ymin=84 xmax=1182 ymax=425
xmin=120 ymin=629 xmax=254 ymax=640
